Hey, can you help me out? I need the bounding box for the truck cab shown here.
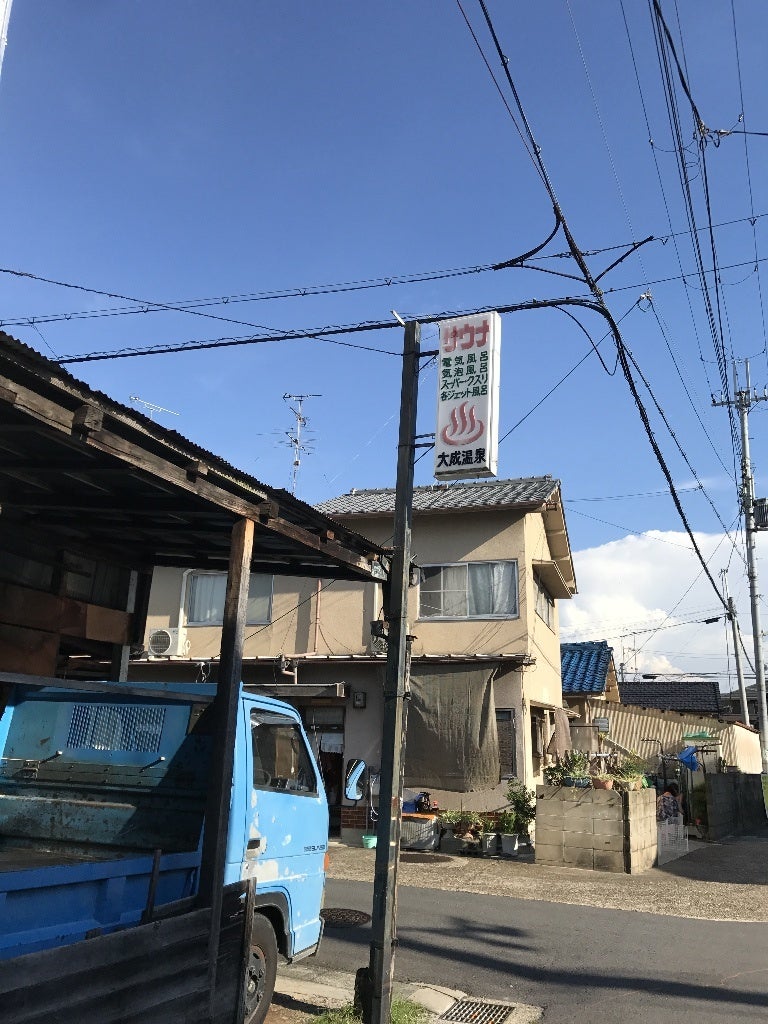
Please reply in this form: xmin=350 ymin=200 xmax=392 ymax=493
xmin=0 ymin=678 xmax=332 ymax=1023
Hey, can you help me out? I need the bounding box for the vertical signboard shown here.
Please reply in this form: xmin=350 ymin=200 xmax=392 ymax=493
xmin=434 ymin=311 xmax=501 ymax=480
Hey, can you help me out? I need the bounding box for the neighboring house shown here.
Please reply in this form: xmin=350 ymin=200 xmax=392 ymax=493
xmin=135 ymin=476 xmax=577 ymax=839
xmin=721 ymin=683 xmax=761 ymax=730
xmin=560 ymin=640 xmax=620 ymax=724
xmin=618 ymin=677 xmax=722 ymax=717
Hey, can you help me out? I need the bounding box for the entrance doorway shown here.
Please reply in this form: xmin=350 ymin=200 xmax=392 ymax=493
xmin=303 ymin=706 xmax=345 ymax=836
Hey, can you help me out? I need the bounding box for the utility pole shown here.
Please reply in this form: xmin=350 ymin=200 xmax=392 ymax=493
xmin=282 ymin=393 xmax=319 ymax=495
xmin=721 ymin=567 xmax=750 ymax=726
xmin=355 ymin=321 xmax=421 ymax=1024
xmin=713 ymin=361 xmax=768 ymax=772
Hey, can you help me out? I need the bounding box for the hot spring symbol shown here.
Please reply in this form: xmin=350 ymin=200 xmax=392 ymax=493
xmin=440 ymin=402 xmax=484 ymax=446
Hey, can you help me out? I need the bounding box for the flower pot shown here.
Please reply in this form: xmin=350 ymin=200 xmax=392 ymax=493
xmin=481 ymin=832 xmax=498 ymax=856
xmin=562 ymin=776 xmax=575 ymax=787
xmin=573 ymin=777 xmax=591 ymax=788
xmin=500 ymin=832 xmax=519 ymax=857
xmin=592 ymin=777 xmax=614 ymax=790
xmin=440 ymin=829 xmax=466 ymax=855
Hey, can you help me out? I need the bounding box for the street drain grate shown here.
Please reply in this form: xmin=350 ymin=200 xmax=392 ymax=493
xmin=320 ymin=908 xmax=371 ymax=928
xmin=439 ymin=1000 xmax=516 ymax=1024
xmin=400 ymin=853 xmax=453 ymax=865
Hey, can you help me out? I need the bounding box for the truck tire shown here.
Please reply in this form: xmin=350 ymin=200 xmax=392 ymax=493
xmin=244 ymin=915 xmax=278 ymax=1024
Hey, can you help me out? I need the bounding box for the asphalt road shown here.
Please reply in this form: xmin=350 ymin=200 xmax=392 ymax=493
xmin=316 ymin=878 xmax=768 ymax=1024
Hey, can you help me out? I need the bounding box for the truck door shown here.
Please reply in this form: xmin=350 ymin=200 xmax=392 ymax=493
xmin=243 ymin=704 xmax=328 ymax=957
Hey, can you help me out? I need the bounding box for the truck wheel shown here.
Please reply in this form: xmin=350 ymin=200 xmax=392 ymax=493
xmin=244 ymin=915 xmax=277 ymax=1024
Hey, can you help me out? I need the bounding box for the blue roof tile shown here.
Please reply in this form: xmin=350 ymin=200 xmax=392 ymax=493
xmin=561 ymin=641 xmax=613 ymax=695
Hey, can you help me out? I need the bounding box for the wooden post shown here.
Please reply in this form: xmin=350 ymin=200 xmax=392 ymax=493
xmin=197 ymin=517 xmax=254 ymax=1016
xmin=358 ymin=321 xmax=420 ymax=1024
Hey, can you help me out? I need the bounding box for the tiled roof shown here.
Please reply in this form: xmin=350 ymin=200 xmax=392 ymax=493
xmin=618 ymin=679 xmax=722 ymax=716
xmin=317 ymin=477 xmax=559 ymax=516
xmin=561 ymin=641 xmax=613 ymax=695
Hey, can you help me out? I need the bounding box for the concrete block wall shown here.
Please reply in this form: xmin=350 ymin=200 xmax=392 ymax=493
xmin=705 ymin=773 xmax=765 ymax=840
xmin=535 ymin=786 xmax=657 ymax=874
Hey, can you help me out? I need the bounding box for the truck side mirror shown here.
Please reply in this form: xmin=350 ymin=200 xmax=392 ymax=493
xmin=344 ymin=758 xmax=366 ymax=802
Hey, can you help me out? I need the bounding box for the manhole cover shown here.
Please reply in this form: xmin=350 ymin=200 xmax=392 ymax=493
xmin=440 ymin=999 xmax=516 ymax=1024
xmin=320 ymin=908 xmax=371 ymax=928
xmin=400 ymin=853 xmax=453 ymax=865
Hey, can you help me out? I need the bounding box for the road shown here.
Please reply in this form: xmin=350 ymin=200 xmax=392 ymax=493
xmin=314 ymin=878 xmax=768 ymax=1024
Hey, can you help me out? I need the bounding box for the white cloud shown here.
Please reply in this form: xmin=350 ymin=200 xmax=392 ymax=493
xmin=560 ymin=530 xmax=768 ymax=690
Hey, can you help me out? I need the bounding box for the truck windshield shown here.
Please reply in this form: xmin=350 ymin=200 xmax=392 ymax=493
xmin=250 ymin=709 xmax=317 ymax=796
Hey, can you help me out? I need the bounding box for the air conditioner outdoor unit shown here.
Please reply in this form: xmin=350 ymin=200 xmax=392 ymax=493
xmin=147 ymin=627 xmax=188 ymax=658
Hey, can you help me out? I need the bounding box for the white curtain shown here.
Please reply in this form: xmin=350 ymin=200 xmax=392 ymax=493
xmin=468 ymin=561 xmax=516 ymax=616
xmin=188 ymin=574 xmax=226 ymax=623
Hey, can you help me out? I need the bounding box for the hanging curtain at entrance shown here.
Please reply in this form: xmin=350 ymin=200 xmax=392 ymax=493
xmin=404 ymin=665 xmax=499 ymax=791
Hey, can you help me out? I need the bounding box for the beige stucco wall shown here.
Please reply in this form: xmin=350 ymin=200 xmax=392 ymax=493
xmin=143 ymin=502 xmax=571 ymax=793
xmin=586 ymin=698 xmax=761 ymax=773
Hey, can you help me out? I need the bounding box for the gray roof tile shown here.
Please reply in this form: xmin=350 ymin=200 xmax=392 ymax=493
xmin=317 ymin=477 xmax=559 ymax=516
xmin=619 ymin=679 xmax=722 ymax=716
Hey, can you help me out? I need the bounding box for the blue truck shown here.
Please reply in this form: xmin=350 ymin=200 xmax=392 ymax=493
xmin=0 ymin=676 xmax=348 ymax=1023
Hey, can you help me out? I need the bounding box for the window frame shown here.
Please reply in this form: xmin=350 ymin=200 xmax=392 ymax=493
xmin=185 ymin=570 xmax=273 ymax=627
xmin=534 ymin=571 xmax=555 ymax=630
xmin=250 ymin=708 xmax=318 ymax=798
xmin=417 ymin=559 xmax=519 ymax=621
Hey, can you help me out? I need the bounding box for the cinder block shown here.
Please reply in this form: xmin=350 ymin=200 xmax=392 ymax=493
xmin=591 ymin=804 xmax=624 ymax=820
xmin=593 ymin=817 xmax=623 ymax=836
xmin=563 ymin=809 xmax=595 ymax=830
xmin=535 ymin=843 xmax=565 ymax=865
xmin=563 ymin=847 xmax=594 ymax=869
xmin=593 ymin=850 xmax=625 ymax=873
xmin=534 ymin=826 xmax=565 ymax=848
xmin=591 ymin=832 xmax=624 ymax=853
xmin=563 ymin=830 xmax=597 ymax=850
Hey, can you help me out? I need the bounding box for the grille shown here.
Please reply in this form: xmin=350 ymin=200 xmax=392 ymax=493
xmin=440 ymin=1000 xmax=516 ymax=1024
xmin=67 ymin=704 xmax=165 ymax=753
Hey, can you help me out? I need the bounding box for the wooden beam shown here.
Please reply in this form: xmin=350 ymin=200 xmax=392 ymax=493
xmin=197 ymin=517 xmax=254 ymax=1011
xmin=0 ymin=373 xmax=383 ymax=581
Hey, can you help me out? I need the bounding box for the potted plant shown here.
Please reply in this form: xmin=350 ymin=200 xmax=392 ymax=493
xmin=612 ymin=751 xmax=648 ymax=791
xmin=591 ymin=773 xmax=614 ymax=790
xmin=506 ymin=779 xmax=536 ymax=844
xmin=561 ymin=750 xmax=590 ymax=787
xmin=478 ymin=814 xmax=498 ymax=856
xmin=437 ymin=809 xmax=465 ymax=854
xmin=495 ymin=808 xmax=519 ymax=856
xmin=543 ymin=762 xmax=567 ymax=787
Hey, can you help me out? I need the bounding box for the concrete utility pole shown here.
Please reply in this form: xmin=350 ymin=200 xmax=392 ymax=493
xmin=713 ymin=361 xmax=768 ymax=772
xmin=356 ymin=321 xmax=421 ymax=1024
xmin=721 ymin=565 xmax=750 ymax=726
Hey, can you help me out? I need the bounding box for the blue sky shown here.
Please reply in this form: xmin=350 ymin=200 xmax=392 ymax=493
xmin=2 ymin=2 xmax=768 ymax=679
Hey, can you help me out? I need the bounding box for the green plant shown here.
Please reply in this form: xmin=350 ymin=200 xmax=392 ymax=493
xmin=455 ymin=810 xmax=482 ymax=837
xmin=319 ymin=1000 xmax=428 ymax=1024
xmin=506 ymin=778 xmax=536 ymax=837
xmin=437 ymin=809 xmax=462 ymax=830
xmin=543 ymin=763 xmax=567 ymax=786
xmin=613 ymin=750 xmax=649 ymax=778
xmin=478 ymin=813 xmax=497 ymax=835
xmin=495 ymin=808 xmax=518 ymax=834
xmin=562 ymin=750 xmax=589 ymax=777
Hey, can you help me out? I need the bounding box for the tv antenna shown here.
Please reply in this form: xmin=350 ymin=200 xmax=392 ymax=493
xmin=282 ymin=393 xmax=320 ymax=495
xmin=129 ymin=395 xmax=180 ymax=421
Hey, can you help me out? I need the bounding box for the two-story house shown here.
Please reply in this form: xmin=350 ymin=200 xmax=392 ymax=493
xmin=135 ymin=476 xmax=576 ymax=838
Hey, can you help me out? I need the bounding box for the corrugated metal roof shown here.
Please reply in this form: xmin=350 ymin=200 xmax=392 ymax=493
xmin=619 ymin=679 xmax=722 ymax=716
xmin=317 ymin=477 xmax=559 ymax=516
xmin=561 ymin=640 xmax=614 ymax=695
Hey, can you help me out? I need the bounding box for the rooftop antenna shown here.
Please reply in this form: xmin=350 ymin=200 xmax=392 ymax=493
xmin=283 ymin=393 xmax=320 ymax=495
xmin=129 ymin=395 xmax=180 ymax=421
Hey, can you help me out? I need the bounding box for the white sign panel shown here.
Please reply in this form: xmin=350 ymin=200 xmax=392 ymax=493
xmin=434 ymin=312 xmax=501 ymax=480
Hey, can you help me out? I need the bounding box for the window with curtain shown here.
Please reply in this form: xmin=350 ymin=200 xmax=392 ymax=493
xmin=419 ymin=561 xmax=518 ymax=619
xmin=186 ymin=571 xmax=272 ymax=625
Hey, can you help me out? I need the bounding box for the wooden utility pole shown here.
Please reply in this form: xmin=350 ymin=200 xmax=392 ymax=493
xmin=356 ymin=321 xmax=420 ymax=1024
